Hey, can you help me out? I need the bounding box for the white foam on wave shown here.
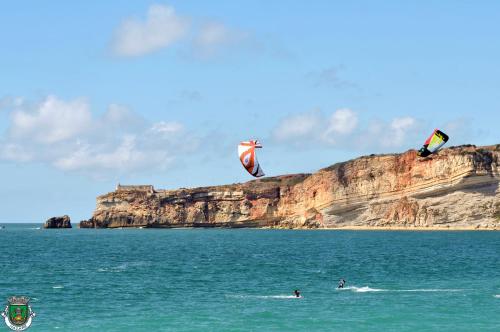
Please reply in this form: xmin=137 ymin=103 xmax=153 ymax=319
xmin=28 ymin=227 xmax=41 ymax=230
xmin=52 ymin=285 xmax=64 ymax=289
xmin=336 ymin=286 xmax=385 ymax=292
xmin=98 ymin=266 xmax=125 ymax=273
xmin=352 ymin=286 xmax=385 ymax=292
xmin=494 ymin=295 xmax=500 ymax=298
xmin=226 ymin=294 xmax=301 ymax=299
xmin=98 ymin=261 xmax=151 ymax=273
xmin=339 ymin=286 xmax=466 ymax=293
xmin=394 ymin=289 xmax=465 ymax=292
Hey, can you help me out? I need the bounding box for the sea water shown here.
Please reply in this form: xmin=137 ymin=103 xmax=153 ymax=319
xmin=0 ymin=224 xmax=499 ymax=331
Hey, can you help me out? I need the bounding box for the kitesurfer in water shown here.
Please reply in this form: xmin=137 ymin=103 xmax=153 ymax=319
xmin=338 ymin=279 xmax=346 ymax=289
xmin=294 ymin=289 xmax=301 ymax=297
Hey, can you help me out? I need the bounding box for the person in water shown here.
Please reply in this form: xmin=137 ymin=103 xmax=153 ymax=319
xmin=294 ymin=289 xmax=301 ymax=297
xmin=338 ymin=279 xmax=346 ymax=289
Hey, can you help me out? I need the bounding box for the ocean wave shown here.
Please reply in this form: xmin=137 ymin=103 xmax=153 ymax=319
xmin=259 ymin=295 xmax=301 ymax=299
xmin=394 ymin=289 xmax=465 ymax=292
xmin=226 ymin=294 xmax=301 ymax=299
xmin=336 ymin=286 xmax=385 ymax=292
xmin=347 ymin=286 xmax=385 ymax=292
xmin=52 ymin=285 xmax=64 ymax=289
xmin=98 ymin=266 xmax=125 ymax=273
xmin=98 ymin=261 xmax=151 ymax=273
xmin=494 ymin=295 xmax=500 ymax=298
xmin=339 ymin=286 xmax=466 ymax=293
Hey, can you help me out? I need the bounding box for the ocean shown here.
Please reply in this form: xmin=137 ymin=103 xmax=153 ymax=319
xmin=0 ymin=224 xmax=499 ymax=331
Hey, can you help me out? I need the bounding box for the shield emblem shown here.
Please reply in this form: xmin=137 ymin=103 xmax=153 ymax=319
xmin=8 ymin=303 xmax=28 ymax=326
xmin=2 ymin=296 xmax=35 ymax=330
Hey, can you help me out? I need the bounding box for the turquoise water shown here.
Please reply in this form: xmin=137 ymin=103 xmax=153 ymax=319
xmin=0 ymin=224 xmax=499 ymax=331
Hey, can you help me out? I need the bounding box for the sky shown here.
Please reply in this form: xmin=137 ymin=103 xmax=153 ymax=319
xmin=1 ymin=1 xmax=499 ymax=222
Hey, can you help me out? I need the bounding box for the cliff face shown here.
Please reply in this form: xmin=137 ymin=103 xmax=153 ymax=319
xmin=81 ymin=145 xmax=500 ymax=229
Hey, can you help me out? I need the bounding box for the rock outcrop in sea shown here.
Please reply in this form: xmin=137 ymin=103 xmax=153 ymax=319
xmin=44 ymin=215 xmax=72 ymax=228
xmin=80 ymin=145 xmax=500 ymax=229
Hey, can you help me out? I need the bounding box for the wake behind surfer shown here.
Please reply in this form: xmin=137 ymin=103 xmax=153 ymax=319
xmin=338 ymin=279 xmax=346 ymax=289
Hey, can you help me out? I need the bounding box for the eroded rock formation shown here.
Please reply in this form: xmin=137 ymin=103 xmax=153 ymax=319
xmin=45 ymin=215 xmax=72 ymax=228
xmin=80 ymin=145 xmax=500 ymax=229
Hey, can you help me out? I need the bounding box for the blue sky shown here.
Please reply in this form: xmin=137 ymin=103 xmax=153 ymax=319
xmin=1 ymin=1 xmax=499 ymax=222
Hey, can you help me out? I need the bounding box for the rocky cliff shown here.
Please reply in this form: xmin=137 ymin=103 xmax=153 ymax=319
xmin=81 ymin=144 xmax=500 ymax=229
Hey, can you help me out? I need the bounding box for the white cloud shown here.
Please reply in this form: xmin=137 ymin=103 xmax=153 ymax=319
xmin=273 ymin=109 xmax=359 ymax=146
xmin=440 ymin=117 xmax=485 ymax=145
xmin=307 ymin=66 xmax=357 ymax=89
xmin=196 ymin=22 xmax=229 ymax=47
xmin=192 ymin=21 xmax=247 ymax=58
xmin=0 ymin=96 xmax=24 ymax=111
xmin=273 ymin=110 xmax=322 ymax=142
xmin=9 ymin=95 xmax=92 ymax=144
xmin=0 ymin=95 xmax=199 ymax=177
xmin=0 ymin=143 xmax=33 ymax=162
xmin=386 ymin=117 xmax=417 ymax=147
xmin=150 ymin=121 xmax=184 ymax=135
xmin=112 ymin=4 xmax=189 ymax=57
xmin=102 ymin=104 xmax=135 ymax=124
xmin=326 ymin=109 xmax=358 ymax=135
xmin=53 ymin=135 xmax=174 ymax=173
xmin=356 ymin=117 xmax=420 ymax=150
xmin=111 ymin=5 xmax=252 ymax=59
xmin=273 ymin=109 xmax=419 ymax=151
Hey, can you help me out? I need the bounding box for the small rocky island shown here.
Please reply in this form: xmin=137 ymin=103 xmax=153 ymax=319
xmin=81 ymin=144 xmax=500 ymax=230
xmin=44 ymin=215 xmax=72 ymax=229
